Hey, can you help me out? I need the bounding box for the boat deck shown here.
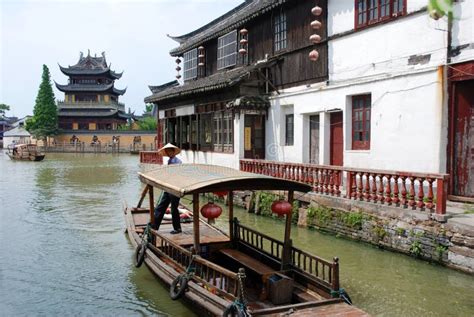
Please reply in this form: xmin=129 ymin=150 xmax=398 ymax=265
xmin=131 ymin=208 xmax=230 ymax=246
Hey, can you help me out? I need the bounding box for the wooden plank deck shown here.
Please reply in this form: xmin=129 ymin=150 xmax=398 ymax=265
xmin=158 ymin=221 xmax=230 ymax=246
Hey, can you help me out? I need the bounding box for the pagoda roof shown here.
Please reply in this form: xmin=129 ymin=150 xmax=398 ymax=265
xmin=58 ymin=51 xmax=123 ymax=79
xmin=55 ymin=82 xmax=126 ymax=95
xmin=58 ymin=109 xmax=131 ymax=119
xmin=169 ymin=0 xmax=289 ymax=56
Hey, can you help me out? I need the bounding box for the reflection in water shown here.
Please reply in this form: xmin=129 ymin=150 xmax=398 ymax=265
xmin=0 ymin=152 xmax=473 ymax=317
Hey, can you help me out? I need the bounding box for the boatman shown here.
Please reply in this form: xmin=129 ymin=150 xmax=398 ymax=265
xmin=152 ymin=143 xmax=183 ymax=234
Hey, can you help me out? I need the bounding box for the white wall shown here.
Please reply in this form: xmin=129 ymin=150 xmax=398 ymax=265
xmin=330 ymin=13 xmax=447 ymax=83
xmin=268 ymin=68 xmax=447 ymax=174
xmin=451 ymin=0 xmax=474 ymax=64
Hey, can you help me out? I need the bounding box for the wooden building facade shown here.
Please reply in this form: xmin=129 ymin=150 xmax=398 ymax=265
xmin=145 ymin=0 xmax=327 ymax=165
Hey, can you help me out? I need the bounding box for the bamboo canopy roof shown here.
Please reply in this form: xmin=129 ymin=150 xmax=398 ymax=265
xmin=138 ymin=164 xmax=311 ymax=197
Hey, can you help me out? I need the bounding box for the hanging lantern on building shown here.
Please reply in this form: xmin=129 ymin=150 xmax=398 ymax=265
xmin=309 ymin=49 xmax=319 ymax=61
xmin=309 ymin=34 xmax=321 ymax=44
xmin=200 ymin=202 xmax=223 ymax=220
xmin=311 ymin=6 xmax=322 ymax=16
xmin=271 ymin=200 xmax=292 ymax=217
xmin=175 ymin=57 xmax=182 ymax=80
xmin=239 ymin=28 xmax=249 ymax=57
xmin=198 ymin=46 xmax=205 ymax=67
xmin=310 ymin=20 xmax=322 ymax=29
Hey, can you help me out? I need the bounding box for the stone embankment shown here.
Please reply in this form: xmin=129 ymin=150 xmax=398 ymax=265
xmin=231 ymin=191 xmax=474 ymax=274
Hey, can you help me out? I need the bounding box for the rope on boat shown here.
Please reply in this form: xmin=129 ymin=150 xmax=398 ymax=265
xmin=222 ymin=269 xmax=250 ymax=317
xmin=135 ymin=223 xmax=152 ymax=268
xmin=331 ymin=288 xmax=353 ymax=305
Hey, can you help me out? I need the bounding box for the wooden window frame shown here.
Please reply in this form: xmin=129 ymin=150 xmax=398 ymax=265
xmin=355 ymin=0 xmax=406 ymax=29
xmin=352 ymin=95 xmax=371 ymax=150
xmin=217 ymin=30 xmax=237 ymax=70
xmin=285 ymin=114 xmax=294 ymax=146
xmin=274 ymin=10 xmax=287 ymax=52
xmin=183 ymin=48 xmax=198 ymax=81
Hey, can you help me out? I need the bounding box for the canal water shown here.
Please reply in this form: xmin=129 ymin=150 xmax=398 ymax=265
xmin=0 ymin=153 xmax=473 ymax=316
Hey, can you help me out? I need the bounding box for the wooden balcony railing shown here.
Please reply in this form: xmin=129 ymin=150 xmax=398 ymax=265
xmin=240 ymin=160 xmax=343 ymax=197
xmin=235 ymin=222 xmax=284 ymax=261
xmin=240 ymin=159 xmax=449 ymax=218
xmin=140 ymin=151 xmax=163 ymax=164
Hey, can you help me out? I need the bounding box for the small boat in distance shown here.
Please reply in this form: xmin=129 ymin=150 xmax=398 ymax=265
xmin=6 ymin=144 xmax=45 ymax=161
xmin=125 ymin=164 xmax=368 ymax=316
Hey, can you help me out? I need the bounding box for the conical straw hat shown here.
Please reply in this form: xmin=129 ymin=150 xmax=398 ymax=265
xmin=158 ymin=143 xmax=181 ymax=156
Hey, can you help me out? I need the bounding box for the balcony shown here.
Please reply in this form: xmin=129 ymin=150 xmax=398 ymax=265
xmin=57 ymin=100 xmax=126 ymax=112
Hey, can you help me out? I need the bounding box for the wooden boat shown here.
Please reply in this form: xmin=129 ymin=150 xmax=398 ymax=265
xmin=125 ymin=164 xmax=368 ymax=316
xmin=6 ymin=144 xmax=45 ymax=161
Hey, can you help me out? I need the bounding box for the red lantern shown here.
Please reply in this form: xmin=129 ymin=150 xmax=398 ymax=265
xmin=309 ymin=49 xmax=319 ymax=61
xmin=311 ymin=6 xmax=322 ymax=16
xmin=200 ymin=202 xmax=223 ymax=220
xmin=271 ymin=200 xmax=292 ymax=217
xmin=213 ymin=191 xmax=227 ymax=198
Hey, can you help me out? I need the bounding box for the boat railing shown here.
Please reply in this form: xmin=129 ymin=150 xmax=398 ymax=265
xmin=235 ymin=222 xmax=284 ymax=262
xmin=290 ymin=247 xmax=339 ymax=291
xmin=150 ymin=231 xmax=240 ymax=300
xmin=234 ymin=221 xmax=339 ymax=291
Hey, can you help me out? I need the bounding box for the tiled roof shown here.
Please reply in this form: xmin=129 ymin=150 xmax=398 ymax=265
xmin=58 ymin=51 xmax=123 ymax=79
xmin=169 ymin=0 xmax=288 ymax=56
xmin=144 ymin=64 xmax=261 ymax=104
xmin=148 ymin=80 xmax=179 ymax=94
xmin=58 ymin=109 xmax=130 ymax=118
xmin=54 ymin=82 xmax=126 ymax=95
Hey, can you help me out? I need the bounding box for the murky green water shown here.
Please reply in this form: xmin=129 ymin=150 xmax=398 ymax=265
xmin=0 ymin=153 xmax=473 ymax=316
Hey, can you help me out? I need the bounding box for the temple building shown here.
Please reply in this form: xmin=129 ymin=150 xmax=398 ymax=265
xmin=55 ymin=51 xmax=129 ymax=131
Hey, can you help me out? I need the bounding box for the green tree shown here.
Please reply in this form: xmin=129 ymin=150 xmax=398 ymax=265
xmin=144 ymin=103 xmax=154 ymax=114
xmin=137 ymin=116 xmax=157 ymax=131
xmin=0 ymin=103 xmax=10 ymax=116
xmin=26 ymin=65 xmax=58 ymax=140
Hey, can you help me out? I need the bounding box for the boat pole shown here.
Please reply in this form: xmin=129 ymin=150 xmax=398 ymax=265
xmin=282 ymin=190 xmax=294 ymax=270
xmin=148 ymin=185 xmax=155 ymax=224
xmin=228 ymin=191 xmax=234 ymax=240
xmin=193 ymin=193 xmax=200 ymax=254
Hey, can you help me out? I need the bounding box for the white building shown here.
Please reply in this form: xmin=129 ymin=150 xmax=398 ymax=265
xmin=145 ymin=0 xmax=473 ymax=201
xmin=3 ymin=117 xmax=37 ymax=147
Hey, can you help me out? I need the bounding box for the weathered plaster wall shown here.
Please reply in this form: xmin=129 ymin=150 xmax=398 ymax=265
xmin=267 ymin=69 xmax=446 ymax=173
xmin=451 ymin=0 xmax=474 ymax=64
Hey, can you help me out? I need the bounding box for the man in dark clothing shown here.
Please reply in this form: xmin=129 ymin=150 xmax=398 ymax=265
xmin=153 ymin=143 xmax=182 ymax=234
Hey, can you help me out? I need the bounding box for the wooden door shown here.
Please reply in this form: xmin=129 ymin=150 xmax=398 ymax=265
xmin=309 ymin=115 xmax=320 ymax=164
xmin=330 ymin=112 xmax=343 ymax=166
xmin=454 ymin=81 xmax=474 ymax=197
xmin=244 ymin=115 xmax=265 ymax=159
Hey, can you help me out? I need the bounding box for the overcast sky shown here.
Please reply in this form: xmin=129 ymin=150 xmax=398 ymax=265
xmin=0 ymin=0 xmax=243 ymax=118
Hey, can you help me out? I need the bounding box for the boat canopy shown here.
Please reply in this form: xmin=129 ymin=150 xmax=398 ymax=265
xmin=138 ymin=164 xmax=311 ymax=197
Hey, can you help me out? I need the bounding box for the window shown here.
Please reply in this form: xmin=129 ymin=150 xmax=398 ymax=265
xmin=274 ymin=11 xmax=287 ymax=51
xmin=352 ymin=95 xmax=371 ymax=150
xmin=285 ymin=114 xmax=294 ymax=146
xmin=212 ymin=111 xmax=234 ymax=152
xmin=199 ymin=113 xmax=213 ymax=150
xmin=217 ymin=30 xmax=237 ymax=70
xmin=355 ymin=0 xmax=406 ymax=29
xmin=183 ymin=48 xmax=198 ymax=81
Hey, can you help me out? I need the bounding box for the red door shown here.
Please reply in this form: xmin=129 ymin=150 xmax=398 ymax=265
xmin=454 ymin=80 xmax=474 ymax=197
xmin=330 ymin=112 xmax=343 ymax=166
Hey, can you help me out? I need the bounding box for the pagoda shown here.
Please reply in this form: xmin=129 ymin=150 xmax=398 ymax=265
xmin=55 ymin=51 xmax=129 ymax=131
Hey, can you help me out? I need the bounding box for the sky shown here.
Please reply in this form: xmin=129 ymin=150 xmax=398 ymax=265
xmin=0 ymin=0 xmax=243 ymax=118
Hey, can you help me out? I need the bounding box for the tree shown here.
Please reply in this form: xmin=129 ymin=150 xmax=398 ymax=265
xmin=137 ymin=116 xmax=157 ymax=131
xmin=27 ymin=65 xmax=58 ymax=140
xmin=144 ymin=103 xmax=154 ymax=114
xmin=0 ymin=103 xmax=10 ymax=116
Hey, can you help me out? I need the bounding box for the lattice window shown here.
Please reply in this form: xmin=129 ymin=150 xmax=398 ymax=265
xmin=183 ymin=48 xmax=198 ymax=81
xmin=352 ymin=95 xmax=371 ymax=150
xmin=217 ymin=30 xmax=237 ymax=70
xmin=274 ymin=11 xmax=287 ymax=52
xmin=355 ymin=0 xmax=406 ymax=29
